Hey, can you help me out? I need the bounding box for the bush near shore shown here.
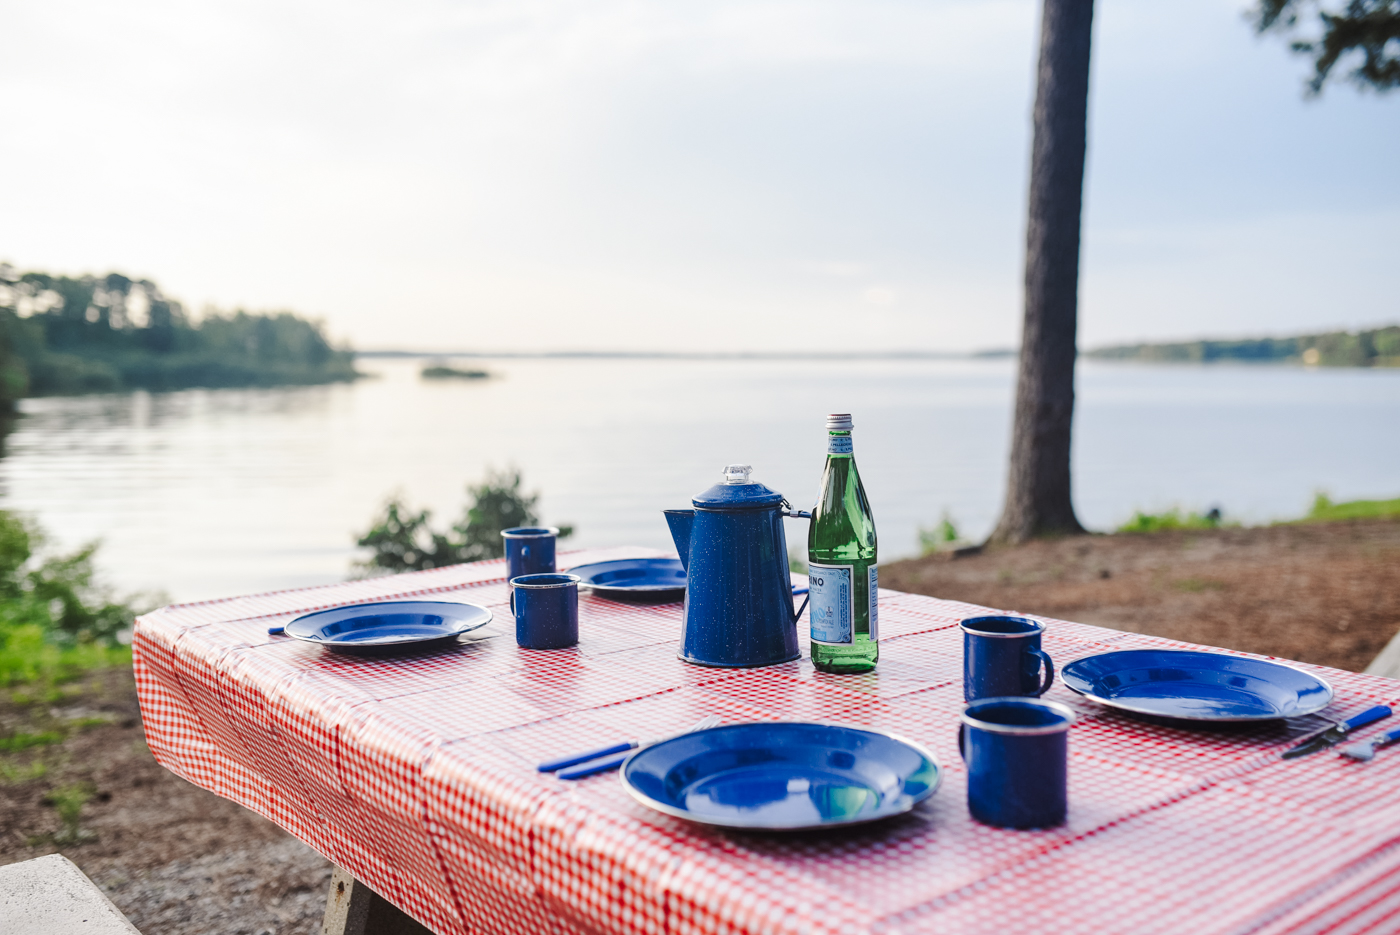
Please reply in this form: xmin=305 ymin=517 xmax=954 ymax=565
xmin=0 ymin=513 xmax=145 ymax=689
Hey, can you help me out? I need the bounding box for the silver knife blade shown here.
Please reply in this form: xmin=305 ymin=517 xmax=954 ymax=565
xmin=1282 ymin=726 xmax=1348 ymax=759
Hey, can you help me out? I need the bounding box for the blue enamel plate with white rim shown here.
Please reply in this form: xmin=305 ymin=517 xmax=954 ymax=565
xmin=566 ymin=558 xmax=688 ymax=602
xmin=567 ymin=557 xmax=809 ymax=604
xmin=1061 ymin=649 xmax=1334 ymax=721
xmin=620 ymin=722 xmax=941 ymax=830
xmin=281 ymin=600 xmax=493 ymax=654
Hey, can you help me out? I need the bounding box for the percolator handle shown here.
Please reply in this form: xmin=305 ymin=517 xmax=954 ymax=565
xmin=781 ymin=499 xmax=813 ymax=519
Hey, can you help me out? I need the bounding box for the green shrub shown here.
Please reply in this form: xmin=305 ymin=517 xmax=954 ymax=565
xmin=1117 ymin=507 xmax=1227 ymax=533
xmin=0 ymin=512 xmax=146 ymax=686
xmin=356 ymin=469 xmax=574 ymax=575
xmin=918 ymin=512 xmax=964 ymax=554
xmin=1302 ymin=492 xmax=1400 ymax=522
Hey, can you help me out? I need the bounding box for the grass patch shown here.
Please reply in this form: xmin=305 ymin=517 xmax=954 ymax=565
xmin=40 ymin=781 xmax=95 ymax=844
xmin=0 ymin=730 xmax=64 ymax=752
xmin=0 ymin=758 xmax=48 ymax=784
xmin=1174 ymin=577 xmax=1227 ymax=594
xmin=0 ymin=712 xmax=113 ymax=754
xmin=1117 ymin=508 xmax=1229 ymax=534
xmin=1 ymin=626 xmax=132 ymax=689
xmin=1111 ymin=493 xmax=1400 ymax=537
xmin=1298 ymin=493 xmax=1400 ymax=523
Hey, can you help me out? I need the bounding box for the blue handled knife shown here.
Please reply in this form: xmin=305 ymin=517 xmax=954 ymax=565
xmin=537 ymin=715 xmax=722 ymax=777
xmin=1282 ymin=705 xmax=1392 ymax=759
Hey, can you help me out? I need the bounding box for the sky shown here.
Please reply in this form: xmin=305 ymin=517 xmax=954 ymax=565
xmin=1 ymin=0 xmax=1395 ymax=353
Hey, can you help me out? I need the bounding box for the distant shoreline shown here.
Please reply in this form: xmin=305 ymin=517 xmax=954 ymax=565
xmin=354 ymin=341 xmax=1400 ymax=368
xmin=1087 ymin=324 xmax=1399 ymax=369
xmin=356 ymin=349 xmax=1015 ymax=360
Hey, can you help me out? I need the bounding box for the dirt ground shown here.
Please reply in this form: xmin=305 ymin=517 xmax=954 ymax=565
xmin=2 ymin=518 xmax=1397 ymax=934
xmin=883 ymin=517 xmax=1400 ymax=673
xmin=0 ymin=667 xmax=331 ymax=935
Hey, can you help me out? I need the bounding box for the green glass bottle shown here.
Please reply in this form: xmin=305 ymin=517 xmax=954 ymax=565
xmin=807 ymin=413 xmax=878 ymax=673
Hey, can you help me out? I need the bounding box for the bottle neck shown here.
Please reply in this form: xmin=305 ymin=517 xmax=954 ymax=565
xmin=827 ymin=431 xmax=853 ymax=457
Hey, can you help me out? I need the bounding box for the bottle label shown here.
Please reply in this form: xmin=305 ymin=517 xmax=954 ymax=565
xmin=868 ymin=565 xmax=879 ymax=641
xmin=827 ymin=434 xmax=852 ymax=454
xmin=808 ymin=562 xmax=853 ymax=644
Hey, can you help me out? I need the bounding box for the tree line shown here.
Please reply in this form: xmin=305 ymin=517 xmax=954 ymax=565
xmin=1087 ymin=326 xmax=1400 ymax=368
xmin=0 ymin=265 xmax=358 ymax=408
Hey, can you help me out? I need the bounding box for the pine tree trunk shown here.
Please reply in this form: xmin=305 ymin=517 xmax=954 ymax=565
xmin=989 ymin=0 xmax=1095 ymax=545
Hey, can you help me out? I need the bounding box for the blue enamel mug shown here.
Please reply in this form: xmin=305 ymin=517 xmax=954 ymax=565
xmin=959 ymin=697 xmax=1074 ymax=829
xmin=502 ymin=527 xmax=559 ymax=581
xmin=510 ymin=573 xmax=579 ymax=649
xmin=961 ymin=615 xmax=1054 ymax=702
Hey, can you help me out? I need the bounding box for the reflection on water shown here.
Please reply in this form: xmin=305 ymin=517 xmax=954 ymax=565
xmin=0 ymin=357 xmax=1397 ymax=602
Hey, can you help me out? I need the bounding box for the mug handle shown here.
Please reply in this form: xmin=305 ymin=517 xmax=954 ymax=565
xmin=509 ymin=586 xmax=516 ymax=613
xmin=957 ymin=724 xmax=966 ymax=762
xmin=1031 ymin=649 xmax=1055 ymax=696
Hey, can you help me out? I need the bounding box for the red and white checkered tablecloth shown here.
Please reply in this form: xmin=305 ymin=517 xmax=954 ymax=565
xmin=133 ymin=546 xmax=1400 ymax=935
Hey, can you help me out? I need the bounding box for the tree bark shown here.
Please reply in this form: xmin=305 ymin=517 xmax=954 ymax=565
xmin=989 ymin=0 xmax=1095 ymax=545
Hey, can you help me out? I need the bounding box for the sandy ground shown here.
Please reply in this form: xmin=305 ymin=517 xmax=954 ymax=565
xmin=2 ymin=517 xmax=1397 ymax=933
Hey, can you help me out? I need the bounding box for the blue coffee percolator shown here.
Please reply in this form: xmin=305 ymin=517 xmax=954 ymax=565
xmin=665 ymin=464 xmax=811 ymax=668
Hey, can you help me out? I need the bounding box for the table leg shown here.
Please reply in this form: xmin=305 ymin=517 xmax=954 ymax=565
xmin=321 ymin=865 xmax=433 ymax=935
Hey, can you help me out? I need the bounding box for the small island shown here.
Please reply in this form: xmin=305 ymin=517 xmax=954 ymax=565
xmin=421 ymin=361 xmax=491 ymax=380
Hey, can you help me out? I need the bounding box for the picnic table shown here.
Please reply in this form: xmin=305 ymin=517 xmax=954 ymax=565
xmin=133 ymin=546 xmax=1400 ymax=935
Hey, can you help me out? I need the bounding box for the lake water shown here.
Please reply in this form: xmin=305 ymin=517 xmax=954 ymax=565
xmin=1 ymin=357 xmax=1397 ymax=603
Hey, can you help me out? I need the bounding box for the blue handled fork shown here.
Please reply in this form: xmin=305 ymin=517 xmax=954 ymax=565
xmin=1339 ymin=724 xmax=1400 ymax=761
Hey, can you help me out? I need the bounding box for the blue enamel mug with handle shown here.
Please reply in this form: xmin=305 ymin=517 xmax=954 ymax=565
xmin=959 ymin=697 xmax=1074 ymax=829
xmin=961 ymin=615 xmax=1055 ymax=702
xmin=502 ymin=527 xmax=559 ymax=581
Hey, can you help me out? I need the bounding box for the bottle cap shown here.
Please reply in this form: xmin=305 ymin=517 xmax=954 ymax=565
xmin=826 ymin=413 xmax=853 ymax=431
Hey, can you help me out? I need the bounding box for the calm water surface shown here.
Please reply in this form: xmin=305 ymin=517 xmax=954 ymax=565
xmin=1 ymin=357 xmax=1397 ymax=602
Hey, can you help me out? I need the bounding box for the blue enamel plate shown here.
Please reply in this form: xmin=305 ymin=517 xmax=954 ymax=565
xmin=621 ymin=722 xmax=941 ymax=830
xmin=567 ymin=558 xmax=688 ymax=602
xmin=282 ymin=600 xmax=493 ymax=654
xmin=1062 ymin=649 xmax=1334 ymax=721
